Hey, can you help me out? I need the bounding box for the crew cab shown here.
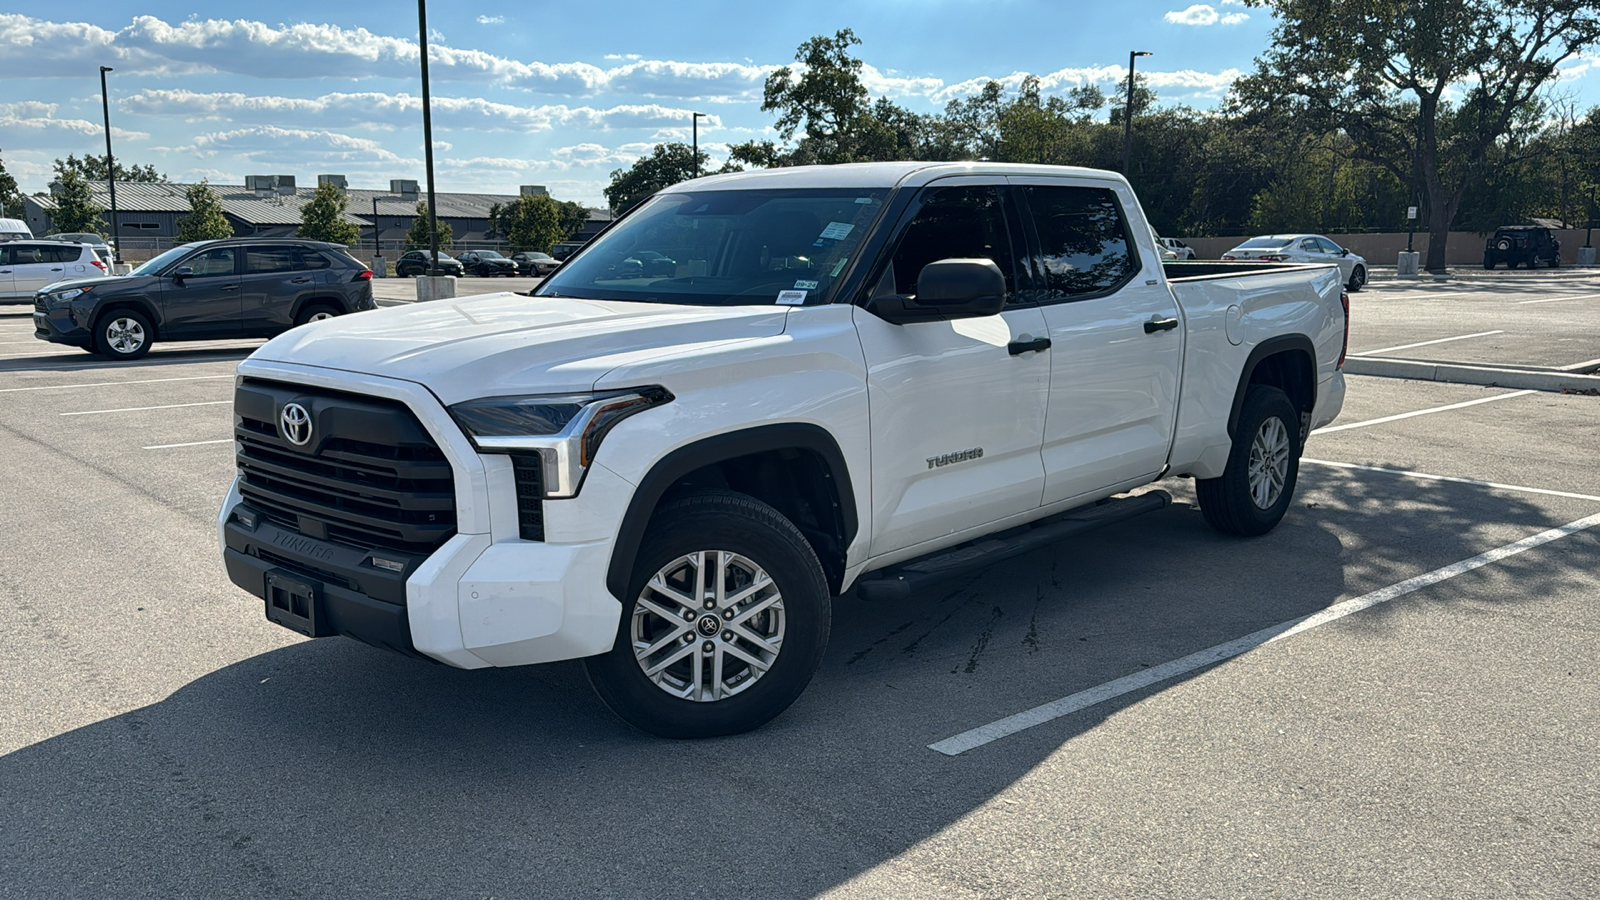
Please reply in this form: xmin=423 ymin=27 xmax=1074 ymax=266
xmin=218 ymin=162 xmax=1347 ymax=738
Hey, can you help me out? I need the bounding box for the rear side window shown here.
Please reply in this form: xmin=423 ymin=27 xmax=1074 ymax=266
xmin=295 ymin=249 xmax=332 ymax=270
xmin=10 ymin=245 xmax=47 ymax=264
xmin=44 ymin=246 xmax=82 ymax=263
xmin=244 ymin=246 xmax=300 ymax=274
xmin=1022 ymin=185 xmax=1137 ymax=299
xmin=881 ymin=185 xmax=1018 ymax=299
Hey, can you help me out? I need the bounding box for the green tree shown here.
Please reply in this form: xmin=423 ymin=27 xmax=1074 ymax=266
xmin=296 ymin=181 xmax=362 ymax=245
xmin=761 ymin=29 xmax=870 ymax=165
xmin=404 ymin=202 xmax=453 ymax=251
xmin=53 ymin=154 xmax=164 ymax=183
xmin=603 ymin=143 xmax=710 ymax=213
xmin=1236 ymin=0 xmax=1600 ymax=271
xmin=493 ymin=193 xmax=566 ymax=251
xmin=556 ymin=199 xmax=590 ymax=241
xmin=0 ymin=148 xmax=22 ymax=219
xmin=49 ymin=170 xmax=105 ymax=234
xmin=176 ymin=180 xmax=235 ymax=241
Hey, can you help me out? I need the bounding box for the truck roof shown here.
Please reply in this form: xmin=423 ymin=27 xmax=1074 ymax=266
xmin=673 ymin=161 xmax=1127 ymax=193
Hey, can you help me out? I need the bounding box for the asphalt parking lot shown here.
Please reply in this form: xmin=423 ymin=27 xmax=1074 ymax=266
xmin=2 ymin=274 xmax=1598 ymax=898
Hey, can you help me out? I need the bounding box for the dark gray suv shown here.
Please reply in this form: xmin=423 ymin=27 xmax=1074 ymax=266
xmin=33 ymin=239 xmax=374 ymax=360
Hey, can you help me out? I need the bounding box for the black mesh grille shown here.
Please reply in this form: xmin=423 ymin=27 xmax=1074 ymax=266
xmin=33 ymin=294 xmax=47 ymax=314
xmin=234 ymin=378 xmax=457 ymax=556
xmin=509 ymin=454 xmax=545 ymax=541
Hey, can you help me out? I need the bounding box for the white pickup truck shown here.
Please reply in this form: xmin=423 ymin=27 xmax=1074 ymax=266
xmin=218 ymin=162 xmax=1347 ymax=737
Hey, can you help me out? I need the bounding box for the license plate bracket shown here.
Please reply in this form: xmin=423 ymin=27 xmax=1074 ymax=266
xmin=264 ymin=570 xmax=327 ymax=637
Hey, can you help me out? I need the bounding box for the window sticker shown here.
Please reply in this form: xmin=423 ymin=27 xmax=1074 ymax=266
xmin=819 ymin=222 xmax=855 ymax=241
xmin=776 ymin=290 xmax=808 ymax=305
xmin=830 ymin=257 xmax=849 ymax=277
xmin=854 ymin=197 xmax=874 ymax=204
xmin=793 ymin=279 xmax=819 ymax=290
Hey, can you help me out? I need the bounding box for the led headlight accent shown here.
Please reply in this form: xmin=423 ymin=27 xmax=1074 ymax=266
xmin=450 ymin=387 xmax=672 ymax=498
xmin=47 ymin=287 xmax=90 ymax=307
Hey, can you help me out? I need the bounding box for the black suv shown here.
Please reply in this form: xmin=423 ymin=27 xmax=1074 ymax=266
xmin=33 ymin=239 xmax=374 ymax=360
xmin=1484 ymin=226 xmax=1561 ymax=269
xmin=455 ymin=250 xmax=517 ymax=277
xmin=395 ymin=249 xmax=465 ymax=278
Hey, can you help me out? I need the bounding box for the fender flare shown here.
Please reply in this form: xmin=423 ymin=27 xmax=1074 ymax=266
xmin=91 ymin=296 xmax=163 ymax=338
xmin=1227 ymin=334 xmax=1318 ymax=438
xmin=605 ymin=423 xmax=858 ymax=600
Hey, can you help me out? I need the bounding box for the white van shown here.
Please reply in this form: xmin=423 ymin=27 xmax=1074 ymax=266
xmin=0 ymin=218 xmax=33 ymax=241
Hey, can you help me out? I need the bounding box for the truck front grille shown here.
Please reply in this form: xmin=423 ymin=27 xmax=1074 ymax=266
xmin=234 ymin=379 xmax=457 ymax=556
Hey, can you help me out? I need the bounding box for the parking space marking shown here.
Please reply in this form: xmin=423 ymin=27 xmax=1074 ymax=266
xmin=1311 ymin=390 xmax=1535 ymax=434
xmin=61 ymin=400 xmax=231 ymax=416
xmin=1302 ymin=458 xmax=1600 ymax=503
xmin=929 ymin=510 xmax=1600 ymax=756
xmin=1352 ymin=331 xmax=1503 ymax=356
xmin=142 ymin=438 xmax=233 ymax=450
xmin=1517 ymin=292 xmax=1600 ymax=305
xmin=0 ymin=374 xmax=233 ymax=393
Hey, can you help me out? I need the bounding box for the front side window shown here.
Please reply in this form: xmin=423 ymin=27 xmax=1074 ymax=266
xmin=875 ymin=185 xmax=1018 ymax=302
xmin=186 ymin=247 xmax=236 ymax=277
xmin=1023 ymin=185 xmax=1137 ymax=299
xmin=538 ymin=188 xmax=888 ymax=307
xmin=1318 ymin=238 xmax=1342 ymax=254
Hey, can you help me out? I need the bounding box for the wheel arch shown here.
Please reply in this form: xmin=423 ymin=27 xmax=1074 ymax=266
xmin=606 ymin=423 xmax=859 ymax=600
xmin=1227 ymin=335 xmax=1317 ymax=439
xmin=93 ymin=297 xmax=162 ymax=340
xmin=291 ymin=294 xmax=347 ymax=320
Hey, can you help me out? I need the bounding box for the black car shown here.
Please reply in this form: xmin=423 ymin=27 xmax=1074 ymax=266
xmin=456 ymin=250 xmax=518 ymax=277
xmin=550 ymin=240 xmax=588 ymax=261
xmin=33 ymin=239 xmax=374 ymax=360
xmin=511 ymin=251 xmax=559 ymax=277
xmin=1484 ymin=226 xmax=1561 ymax=269
xmin=395 ymin=250 xmax=465 ymax=277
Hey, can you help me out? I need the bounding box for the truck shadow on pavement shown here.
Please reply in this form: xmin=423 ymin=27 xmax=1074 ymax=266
xmin=2 ymin=470 xmax=1593 ymax=898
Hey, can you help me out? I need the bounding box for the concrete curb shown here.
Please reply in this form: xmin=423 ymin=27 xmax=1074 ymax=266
xmin=1344 ymin=357 xmax=1600 ymax=393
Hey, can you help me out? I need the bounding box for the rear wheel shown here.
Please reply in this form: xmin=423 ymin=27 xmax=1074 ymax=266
xmin=1483 ymin=256 xmax=1495 ymax=270
xmin=1196 ymin=385 xmax=1301 ymax=537
xmin=1549 ymin=253 xmax=1560 ymax=268
xmin=93 ymin=309 xmax=153 ymax=360
xmin=295 ymin=304 xmax=340 ymax=326
xmin=585 ymin=490 xmax=831 ymax=739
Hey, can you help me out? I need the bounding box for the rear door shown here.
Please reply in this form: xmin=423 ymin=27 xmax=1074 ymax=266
xmin=240 ymin=244 xmax=314 ymax=334
xmin=1011 ymin=177 xmax=1183 ymax=507
xmin=8 ymin=244 xmax=68 ymax=295
xmin=160 ymin=246 xmax=241 ymax=336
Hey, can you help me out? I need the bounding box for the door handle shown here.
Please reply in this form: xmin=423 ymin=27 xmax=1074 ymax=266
xmin=290 ymin=277 xmax=312 ymax=284
xmin=50 ymin=267 xmax=63 ymax=271
xmin=1008 ymin=337 xmax=1052 ymax=355
xmin=1144 ymin=316 xmax=1179 ymax=334
xmin=221 ymin=284 xmax=240 ymax=292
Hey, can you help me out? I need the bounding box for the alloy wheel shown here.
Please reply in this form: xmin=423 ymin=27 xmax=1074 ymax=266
xmin=106 ymin=317 xmax=146 ymax=355
xmin=631 ymin=550 xmax=785 ymax=702
xmin=1247 ymin=415 xmax=1291 ymax=509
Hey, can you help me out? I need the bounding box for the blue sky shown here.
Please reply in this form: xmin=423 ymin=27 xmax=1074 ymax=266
xmin=3 ymin=2 xmax=1598 ymax=208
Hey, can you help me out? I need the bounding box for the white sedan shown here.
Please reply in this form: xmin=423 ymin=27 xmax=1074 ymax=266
xmin=1222 ymin=234 xmax=1367 ymax=291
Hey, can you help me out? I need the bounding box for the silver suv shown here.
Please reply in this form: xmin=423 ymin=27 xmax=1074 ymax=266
xmin=0 ymin=241 xmax=108 ymax=301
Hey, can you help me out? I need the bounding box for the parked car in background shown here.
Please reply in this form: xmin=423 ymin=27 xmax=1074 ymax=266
xmin=1 ymin=218 xmax=33 ymax=241
xmin=396 ymin=250 xmax=465 ymax=278
xmin=1222 ymin=234 xmax=1367 ymax=291
xmin=33 ymin=239 xmax=374 ymax=360
xmin=44 ymin=232 xmax=114 ymax=264
xmin=456 ymin=250 xmax=518 ymax=277
xmin=1483 ymin=226 xmax=1560 ymax=269
xmin=1158 ymin=237 xmax=1195 ymax=259
xmin=1 ymin=241 xmax=108 ymax=301
xmin=550 ymin=240 xmax=587 ymax=261
xmin=511 ymin=251 xmax=559 ymax=277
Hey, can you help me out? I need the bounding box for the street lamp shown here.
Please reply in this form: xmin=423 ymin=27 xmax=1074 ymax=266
xmin=98 ymin=65 xmax=120 ymax=264
xmin=1121 ymin=51 xmax=1152 ymax=178
xmin=692 ymin=112 xmax=707 ymax=178
xmin=417 ymin=0 xmax=441 ymax=277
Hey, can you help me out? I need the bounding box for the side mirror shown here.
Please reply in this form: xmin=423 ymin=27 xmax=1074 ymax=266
xmin=870 ymin=258 xmax=1007 ymax=325
xmin=1339 ymin=248 xmax=1350 ymax=257
xmin=172 ymin=266 xmax=194 ymax=280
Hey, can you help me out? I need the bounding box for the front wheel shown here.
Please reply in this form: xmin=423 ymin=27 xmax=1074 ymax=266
xmin=1196 ymin=385 xmax=1301 ymax=536
xmin=1347 ymin=264 xmax=1366 ymax=292
xmin=94 ymin=309 xmax=153 ymax=360
xmin=585 ymin=491 xmax=831 ymax=739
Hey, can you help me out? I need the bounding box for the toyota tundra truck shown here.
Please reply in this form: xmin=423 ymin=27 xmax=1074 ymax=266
xmin=218 ymin=162 xmax=1348 ymax=738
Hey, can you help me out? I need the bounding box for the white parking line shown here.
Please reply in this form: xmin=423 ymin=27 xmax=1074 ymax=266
xmin=1516 ymin=292 xmax=1600 ymax=305
xmin=929 ymin=510 xmax=1600 ymax=756
xmin=61 ymin=400 xmax=231 ymax=416
xmin=1302 ymin=458 xmax=1600 ymax=503
xmin=1311 ymin=390 xmax=1535 ymax=434
xmin=1352 ymin=331 xmax=1503 ymax=356
xmin=0 ymin=374 xmax=233 ymax=393
xmin=142 ymin=438 xmax=233 ymax=450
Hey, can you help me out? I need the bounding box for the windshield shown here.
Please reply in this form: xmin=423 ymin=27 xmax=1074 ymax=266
xmin=129 ymin=245 xmax=197 ymax=276
xmin=1237 ymin=237 xmax=1294 ymax=249
xmin=478 ymin=251 xmax=505 ymax=259
xmin=536 ymin=188 xmax=890 ymax=307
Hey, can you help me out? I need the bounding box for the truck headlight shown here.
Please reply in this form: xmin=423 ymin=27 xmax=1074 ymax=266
xmin=448 ymin=387 xmax=672 ymax=498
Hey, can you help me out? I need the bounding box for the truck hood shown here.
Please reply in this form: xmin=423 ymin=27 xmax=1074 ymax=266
xmin=251 ymin=292 xmax=790 ymax=404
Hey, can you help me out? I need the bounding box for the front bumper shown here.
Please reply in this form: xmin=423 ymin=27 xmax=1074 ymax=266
xmin=33 ymin=302 xmax=93 ymax=347
xmin=216 ymin=360 xmax=628 ymax=669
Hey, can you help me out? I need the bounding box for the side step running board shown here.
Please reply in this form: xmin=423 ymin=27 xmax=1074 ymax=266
xmin=853 ymin=491 xmax=1172 ymax=602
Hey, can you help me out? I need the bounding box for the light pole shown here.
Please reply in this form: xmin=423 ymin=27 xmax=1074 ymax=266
xmin=418 ymin=0 xmax=441 ymax=277
xmin=98 ymin=65 xmax=120 ymax=264
xmin=692 ymin=112 xmax=707 ymax=178
xmin=1121 ymin=51 xmax=1151 ymax=178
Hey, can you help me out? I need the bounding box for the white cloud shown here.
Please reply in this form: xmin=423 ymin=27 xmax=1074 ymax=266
xmin=1220 ymin=12 xmax=1250 ymax=24
xmin=1165 ymin=5 xmax=1220 ymax=25
xmin=0 ymin=103 xmax=149 ymax=148
xmin=476 ymin=15 xmax=504 ymax=25
xmin=180 ymin=126 xmax=417 ymax=167
xmin=1220 ymin=0 xmax=1246 ymax=5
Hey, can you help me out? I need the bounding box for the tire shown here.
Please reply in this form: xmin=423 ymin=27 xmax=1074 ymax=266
xmin=294 ymin=304 xmax=340 ymax=326
xmin=1195 ymin=385 xmax=1301 ymax=537
xmin=1347 ymin=264 xmax=1366 ymax=292
xmin=585 ymin=490 xmax=831 ymax=739
xmin=1549 ymin=254 xmax=1560 ymax=268
xmin=1508 ymin=258 xmax=1520 ymax=269
xmin=1483 ymin=256 xmax=1495 ymax=270
xmin=1496 ymin=238 xmax=1513 ymax=252
xmin=93 ymin=309 xmax=153 ymax=360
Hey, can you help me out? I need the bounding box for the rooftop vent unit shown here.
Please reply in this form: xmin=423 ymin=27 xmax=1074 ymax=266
xmin=390 ymin=179 xmax=419 ymax=199
xmin=275 ymin=175 xmax=297 ymax=196
xmin=245 ymin=174 xmax=275 ymax=196
xmin=317 ymin=174 xmax=348 ymax=189
xmin=520 ymin=185 xmax=549 ymax=197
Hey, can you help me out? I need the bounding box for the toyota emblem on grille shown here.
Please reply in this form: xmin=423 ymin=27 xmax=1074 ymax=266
xmin=279 ymin=402 xmax=313 ymax=447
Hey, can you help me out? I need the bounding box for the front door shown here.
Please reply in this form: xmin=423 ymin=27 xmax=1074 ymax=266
xmin=1009 ymin=178 xmax=1183 ymax=507
xmin=160 ymin=246 xmax=241 ymax=336
xmin=0 ymin=245 xmax=16 ymax=298
xmin=8 ymin=243 xmax=70 ymax=295
xmin=855 ymin=180 xmax=1051 ymax=557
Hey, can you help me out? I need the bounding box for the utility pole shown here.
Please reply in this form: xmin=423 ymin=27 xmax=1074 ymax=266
xmin=418 ymin=0 xmax=441 ymax=276
xmin=1121 ymin=51 xmax=1151 ymax=178
xmin=692 ymin=112 xmax=707 ymax=178
xmin=98 ymin=65 xmax=120 ymax=264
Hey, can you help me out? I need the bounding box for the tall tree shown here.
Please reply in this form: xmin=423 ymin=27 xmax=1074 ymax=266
xmin=493 ymin=193 xmax=566 ymax=251
xmin=49 ymin=170 xmax=105 ymax=234
xmin=557 ymin=199 xmax=591 ymax=241
xmin=297 ymin=181 xmax=362 ymax=245
xmin=0 ymin=148 xmax=22 ymax=219
xmin=1236 ymin=0 xmax=1600 ymax=271
xmin=603 ymin=143 xmax=710 ymax=214
xmin=760 ymin=29 xmax=871 ymax=165
xmin=404 ymin=202 xmax=453 ymax=251
xmin=53 ymin=154 xmax=164 ymax=183
xmin=176 ymin=180 xmax=235 ymax=242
